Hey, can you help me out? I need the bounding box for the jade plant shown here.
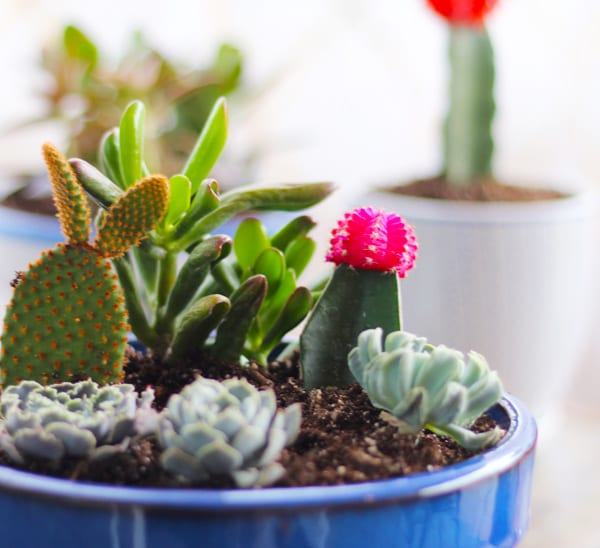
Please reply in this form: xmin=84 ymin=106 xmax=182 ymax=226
xmin=348 ymin=328 xmax=503 ymax=450
xmin=0 ymin=143 xmax=169 ymax=386
xmin=69 ymin=97 xmax=333 ymax=363
xmin=427 ymin=0 xmax=498 ymax=186
xmin=157 ymin=376 xmax=301 ymax=487
xmin=0 ymin=380 xmax=156 ymax=463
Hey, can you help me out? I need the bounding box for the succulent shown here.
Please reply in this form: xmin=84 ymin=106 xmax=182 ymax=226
xmin=0 ymin=144 xmax=168 ymax=386
xmin=301 ymin=207 xmax=418 ymax=388
xmin=71 ymin=98 xmax=334 ymax=363
xmin=0 ymin=379 xmax=157 ymax=463
xmin=427 ymin=0 xmax=497 ymax=186
xmin=348 ymin=328 xmax=504 ymax=450
xmin=208 ymin=215 xmax=317 ymax=364
xmin=157 ymin=376 xmax=301 ymax=487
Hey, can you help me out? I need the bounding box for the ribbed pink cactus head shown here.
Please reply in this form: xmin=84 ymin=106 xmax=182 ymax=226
xmin=326 ymin=207 xmax=418 ymax=277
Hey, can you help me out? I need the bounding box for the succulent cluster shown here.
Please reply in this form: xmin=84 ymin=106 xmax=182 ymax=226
xmin=157 ymin=376 xmax=301 ymax=487
xmin=0 ymin=380 xmax=156 ymax=463
xmin=71 ymin=98 xmax=334 ymax=362
xmin=348 ymin=328 xmax=503 ymax=450
xmin=0 ymin=143 xmax=168 ymax=386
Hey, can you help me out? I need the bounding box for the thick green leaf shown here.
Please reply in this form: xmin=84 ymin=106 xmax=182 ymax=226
xmin=182 ymin=97 xmax=228 ymax=193
xmin=253 ymin=248 xmax=285 ymax=297
xmin=165 ymin=175 xmax=192 ymax=226
xmin=211 ymin=275 xmax=267 ymax=362
xmin=63 ymin=25 xmax=98 ymax=69
xmin=100 ymin=129 xmax=126 ymax=189
xmin=169 ymin=295 xmax=231 ymax=361
xmin=284 ymin=236 xmax=316 ymax=278
xmin=165 ymin=235 xmax=232 ymax=321
xmin=259 ymin=268 xmax=296 ymax=328
xmin=172 ymin=182 xmax=335 ymax=251
xmin=270 ymin=215 xmax=316 ymax=251
xmin=261 ymin=287 xmax=312 ymax=353
xmin=233 ymin=218 xmax=269 ymax=271
xmin=70 ymin=158 xmax=123 ymax=209
xmin=119 ymin=100 xmax=145 ymax=187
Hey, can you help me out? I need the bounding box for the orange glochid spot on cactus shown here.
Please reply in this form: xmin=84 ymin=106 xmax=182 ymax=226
xmin=53 ymin=361 xmax=60 ymax=370
xmin=327 ymin=207 xmax=418 ymax=278
xmin=65 ymin=351 xmax=72 ymax=359
xmin=24 ymin=346 xmax=31 ymax=354
xmin=31 ymin=286 xmax=38 ymax=293
xmin=79 ymin=360 xmax=86 ymax=368
xmin=78 ymin=329 xmax=85 ymax=337
xmin=58 ymin=320 xmax=65 ymax=327
xmin=12 ymin=356 xmax=19 ymax=364
xmin=11 ymin=313 xmax=18 ymax=321
xmin=95 ymin=323 xmax=102 ymax=331
xmin=65 ymin=333 xmax=73 ymax=341
xmin=41 ymin=374 xmax=49 ymax=384
xmin=426 ymin=0 xmax=497 ymax=25
xmin=44 ymin=282 xmax=52 ymax=289
xmin=34 ymin=333 xmax=42 ymax=341
xmin=46 ymin=326 xmax=53 ymax=333
xmin=97 ymin=299 xmax=104 ymax=307
xmin=50 ymin=341 xmax=57 ymax=349
xmin=34 ymin=298 xmax=42 ymax=306
xmin=19 ymin=326 xmax=26 ymax=334
xmin=35 ymin=315 xmax=43 ymax=322
xmin=87 ymin=342 xmax=94 ymax=350
xmin=38 ymin=352 xmax=46 ymax=360
xmin=26 ymin=365 xmax=34 ymax=373
xmin=51 ymin=308 xmax=58 ymax=315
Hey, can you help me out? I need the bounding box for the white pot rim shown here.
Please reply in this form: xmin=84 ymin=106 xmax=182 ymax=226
xmin=366 ymin=188 xmax=598 ymax=225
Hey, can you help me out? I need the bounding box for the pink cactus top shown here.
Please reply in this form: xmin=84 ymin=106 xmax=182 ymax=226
xmin=326 ymin=207 xmax=418 ymax=278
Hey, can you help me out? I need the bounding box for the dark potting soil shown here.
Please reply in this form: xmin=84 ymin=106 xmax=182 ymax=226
xmin=387 ymin=176 xmax=567 ymax=202
xmin=0 ymin=346 xmax=503 ymax=488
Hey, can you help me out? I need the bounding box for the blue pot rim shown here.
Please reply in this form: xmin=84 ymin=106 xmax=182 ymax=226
xmin=0 ymin=393 xmax=536 ymax=513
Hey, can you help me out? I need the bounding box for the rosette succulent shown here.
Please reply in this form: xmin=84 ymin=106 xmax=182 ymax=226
xmin=301 ymin=207 xmax=418 ymax=388
xmin=0 ymin=380 xmax=157 ymax=463
xmin=348 ymin=328 xmax=504 ymax=450
xmin=157 ymin=376 xmax=301 ymax=487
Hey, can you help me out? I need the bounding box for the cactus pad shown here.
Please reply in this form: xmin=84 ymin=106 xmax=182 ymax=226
xmin=43 ymin=142 xmax=91 ymax=244
xmin=95 ymin=175 xmax=169 ymax=258
xmin=1 ymin=244 xmax=128 ymax=386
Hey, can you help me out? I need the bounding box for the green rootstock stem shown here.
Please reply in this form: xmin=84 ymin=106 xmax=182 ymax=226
xmin=444 ymin=26 xmax=495 ymax=186
xmin=300 ymin=265 xmax=402 ymax=389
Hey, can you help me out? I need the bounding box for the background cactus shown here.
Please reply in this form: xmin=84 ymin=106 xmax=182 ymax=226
xmin=427 ymin=0 xmax=497 ymax=187
xmin=0 ymin=380 xmax=157 ymax=463
xmin=71 ymin=98 xmax=334 ymax=363
xmin=301 ymin=207 xmax=418 ymax=388
xmin=0 ymin=144 xmax=168 ymax=386
xmin=348 ymin=328 xmax=504 ymax=450
xmin=157 ymin=376 xmax=301 ymax=487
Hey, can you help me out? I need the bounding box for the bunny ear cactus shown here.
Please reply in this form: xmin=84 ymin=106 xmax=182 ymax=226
xmin=348 ymin=328 xmax=504 ymax=450
xmin=427 ymin=0 xmax=498 ymax=186
xmin=0 ymin=144 xmax=169 ymax=386
xmin=70 ymin=98 xmax=334 ymax=363
xmin=300 ymin=207 xmax=417 ymax=388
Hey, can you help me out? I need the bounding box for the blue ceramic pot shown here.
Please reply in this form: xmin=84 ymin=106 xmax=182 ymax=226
xmin=0 ymin=394 xmax=535 ymax=548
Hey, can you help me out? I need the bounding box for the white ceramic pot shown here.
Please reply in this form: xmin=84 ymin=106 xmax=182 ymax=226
xmin=365 ymin=190 xmax=599 ymax=419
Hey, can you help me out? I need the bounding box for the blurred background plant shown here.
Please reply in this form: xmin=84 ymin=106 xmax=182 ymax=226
xmin=1 ymin=24 xmax=247 ymax=213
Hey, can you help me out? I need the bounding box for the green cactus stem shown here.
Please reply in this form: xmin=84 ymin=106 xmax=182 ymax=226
xmin=0 ymin=143 xmax=168 ymax=386
xmin=300 ymin=265 xmax=402 ymax=389
xmin=444 ymin=26 xmax=495 ymax=186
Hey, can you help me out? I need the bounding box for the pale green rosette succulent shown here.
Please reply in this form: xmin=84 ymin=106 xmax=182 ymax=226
xmin=157 ymin=376 xmax=301 ymax=487
xmin=348 ymin=328 xmax=504 ymax=450
xmin=0 ymin=380 xmax=157 ymax=463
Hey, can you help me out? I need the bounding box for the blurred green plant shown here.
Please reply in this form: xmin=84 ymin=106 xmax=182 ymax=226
xmin=32 ymin=24 xmax=244 ymax=175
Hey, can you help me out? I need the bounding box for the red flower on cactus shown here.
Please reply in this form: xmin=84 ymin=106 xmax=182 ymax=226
xmin=326 ymin=207 xmax=418 ymax=277
xmin=427 ymin=0 xmax=498 ymax=25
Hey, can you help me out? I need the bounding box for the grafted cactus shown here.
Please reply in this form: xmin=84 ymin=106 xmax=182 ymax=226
xmin=157 ymin=376 xmax=301 ymax=487
xmin=0 ymin=379 xmax=157 ymax=463
xmin=0 ymin=143 xmax=169 ymax=386
xmin=348 ymin=328 xmax=504 ymax=450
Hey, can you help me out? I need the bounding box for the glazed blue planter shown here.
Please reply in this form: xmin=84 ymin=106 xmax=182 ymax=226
xmin=0 ymin=394 xmax=535 ymax=548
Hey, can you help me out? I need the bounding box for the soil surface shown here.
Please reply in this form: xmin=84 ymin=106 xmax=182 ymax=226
xmin=386 ymin=176 xmax=567 ymax=202
xmin=0 ymin=347 xmax=502 ymax=488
